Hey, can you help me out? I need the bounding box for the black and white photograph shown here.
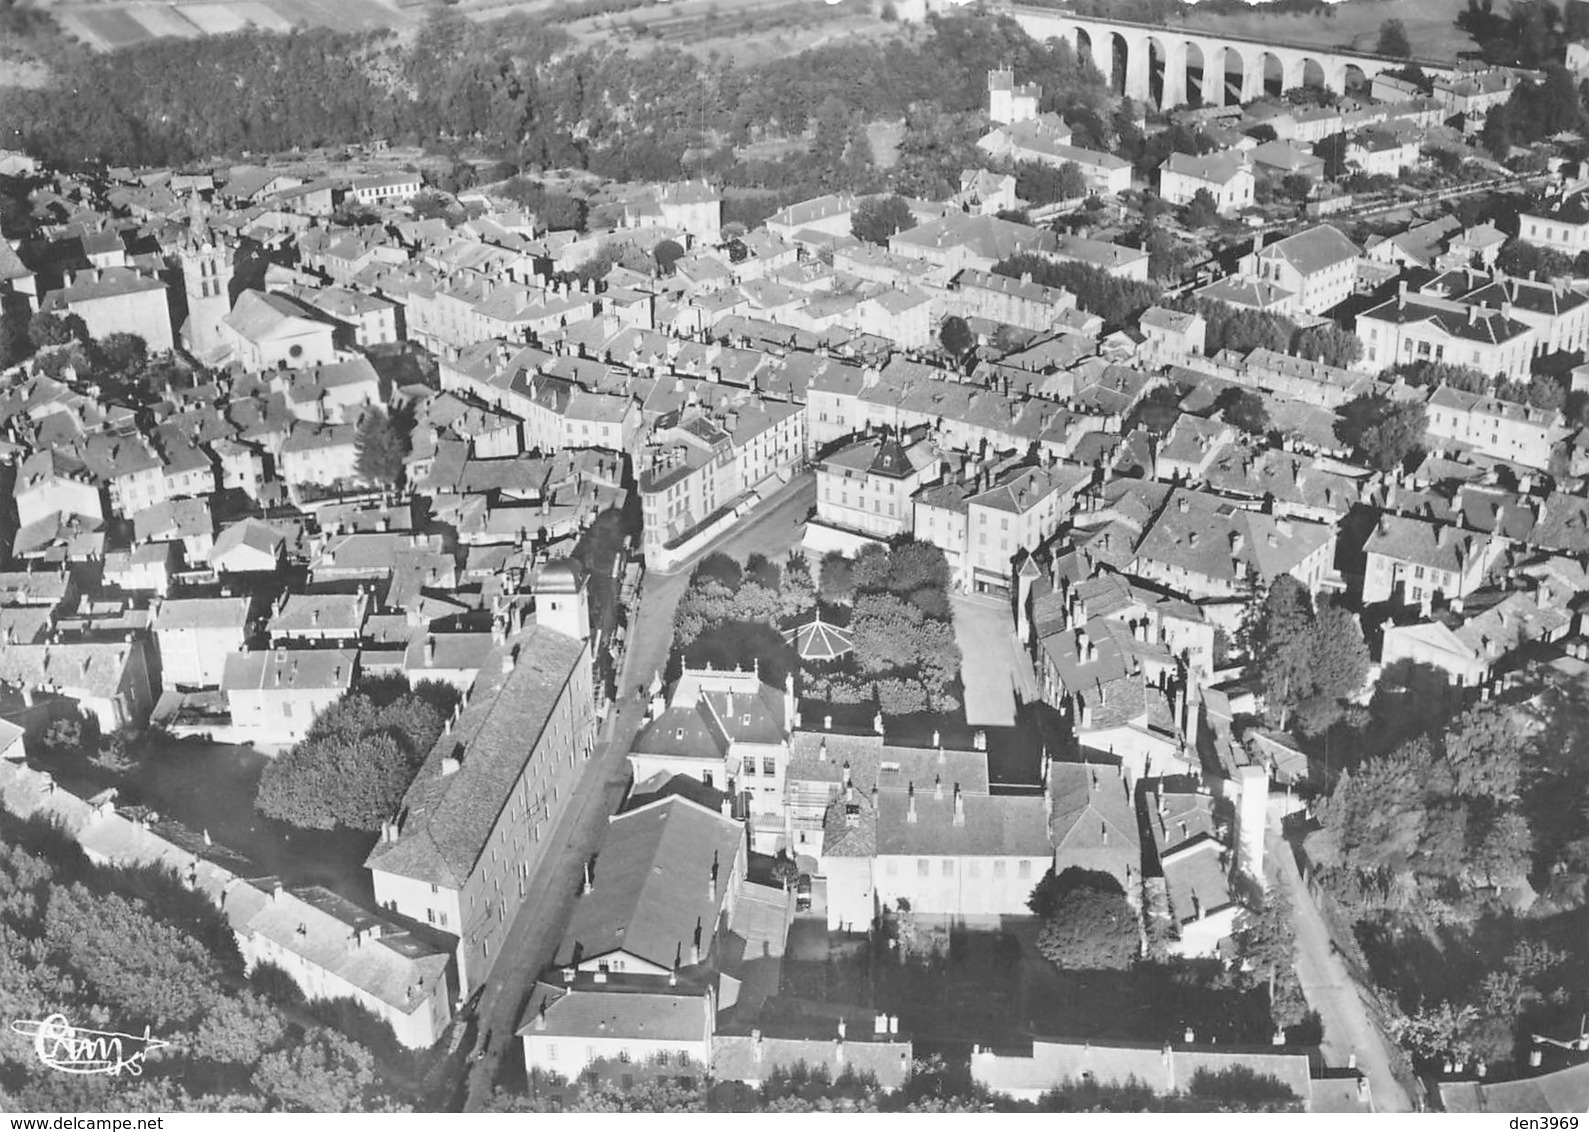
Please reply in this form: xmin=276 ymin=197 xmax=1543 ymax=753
xmin=0 ymin=0 xmax=1587 ymax=1117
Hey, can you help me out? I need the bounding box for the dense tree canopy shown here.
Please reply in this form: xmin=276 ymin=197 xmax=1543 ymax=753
xmin=1334 ymin=394 xmax=1426 ymax=472
xmin=355 ymin=408 xmax=409 ymax=488
xmin=819 ymin=551 xmax=855 ymax=605
xmin=939 ymin=315 xmax=974 ymax=364
xmin=0 ymin=809 xmax=401 ymax=1112
xmin=28 ymin=310 xmax=87 ymax=348
xmin=1390 ymin=360 xmax=1488 ymax=393
xmin=850 ymin=195 xmax=915 ymax=245
xmin=1035 ymin=882 xmax=1139 ymax=970
xmin=1231 ymin=886 xmax=1308 ymax=1029
xmin=1376 ymin=19 xmax=1412 ymax=57
xmin=1315 ymin=702 xmax=1534 ymax=889
xmin=1182 ymin=188 xmax=1221 ymax=230
xmin=0 ymin=10 xmax=1115 ymax=212
xmin=1214 ymin=387 xmax=1270 ymax=436
xmin=1014 ymin=159 xmax=1089 ymax=204
xmin=1244 ymin=577 xmax=1369 ymax=734
xmin=255 ymin=684 xmax=460 ymax=830
xmin=1293 ymin=324 xmax=1362 ymax=368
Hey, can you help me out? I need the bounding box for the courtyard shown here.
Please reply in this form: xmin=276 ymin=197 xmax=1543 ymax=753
xmin=951 ymin=592 xmax=1040 ymax=728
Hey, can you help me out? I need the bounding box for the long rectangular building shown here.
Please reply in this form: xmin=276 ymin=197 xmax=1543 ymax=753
xmin=366 ymin=597 xmax=594 ymax=995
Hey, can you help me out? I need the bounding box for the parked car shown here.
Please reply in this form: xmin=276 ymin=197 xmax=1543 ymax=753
xmin=796 ymin=875 xmax=812 ymax=911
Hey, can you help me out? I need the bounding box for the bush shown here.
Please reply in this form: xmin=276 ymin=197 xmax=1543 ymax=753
xmin=1036 ymin=883 xmax=1139 ymax=970
xmin=250 ymin=960 xmax=307 ymax=1007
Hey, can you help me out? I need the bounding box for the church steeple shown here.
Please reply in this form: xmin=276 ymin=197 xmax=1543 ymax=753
xmin=177 ymin=192 xmax=233 ymax=362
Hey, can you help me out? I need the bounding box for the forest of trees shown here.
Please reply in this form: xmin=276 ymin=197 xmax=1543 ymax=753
xmin=0 ymin=12 xmax=1112 ymax=213
xmin=1303 ymin=694 xmax=1589 ymax=1072
xmin=0 ymin=809 xmax=407 ymax=1111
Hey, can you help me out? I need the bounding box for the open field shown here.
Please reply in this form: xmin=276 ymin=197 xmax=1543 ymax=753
xmin=1174 ymin=0 xmax=1478 ymax=63
xmin=0 ymin=58 xmax=52 ymax=87
xmin=50 ymin=0 xmax=425 ymax=52
xmin=29 ymin=0 xmax=893 ymax=64
xmin=459 ymin=0 xmax=899 ymax=62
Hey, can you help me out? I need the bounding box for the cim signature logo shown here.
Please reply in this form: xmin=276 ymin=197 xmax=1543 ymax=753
xmin=9 ymin=1015 xmax=170 ymax=1076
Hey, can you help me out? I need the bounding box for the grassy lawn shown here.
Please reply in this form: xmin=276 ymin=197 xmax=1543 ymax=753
xmin=1175 ymin=0 xmax=1477 ymax=63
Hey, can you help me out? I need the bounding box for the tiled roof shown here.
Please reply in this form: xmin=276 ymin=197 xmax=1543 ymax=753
xmin=554 ymin=795 xmax=742 ymax=970
xmin=224 ymin=289 xmax=326 ymax=340
xmin=518 ymin=981 xmax=713 ymax=1043
xmin=974 ymin=1039 xmax=1313 ymax=1103
xmin=631 ymin=671 xmax=788 ymax=762
xmin=953 ymin=267 xmax=1075 ymax=309
xmin=153 ymin=596 xmax=250 ymax=632
xmin=1140 ymin=306 xmax=1199 ymax=334
xmin=365 ymin=624 xmax=587 ymax=888
xmin=1364 ymin=512 xmax=1491 ymax=572
xmin=0 ymin=640 xmax=141 ymax=698
xmin=46 ymin=266 xmax=165 ymax=304
xmin=212 ymin=517 xmax=287 ymax=561
xmin=268 ymin=592 xmax=368 ymax=636
xmin=132 ymin=498 xmax=212 ymax=543
xmin=1195 ymin=275 xmax=1293 ymax=309
xmin=873 ymin=788 xmax=1050 ymax=858
xmin=891 ymin=214 xmax=1059 ymax=262
xmin=1134 ymin=488 xmax=1334 ymax=583
xmin=1441 ymin=1060 xmax=1589 ymax=1113
xmin=1429 ymin=383 xmax=1560 ymax=426
xmin=787 ymin=731 xmax=991 ymax=795
xmin=971 ymin=463 xmax=1090 ymax=515
xmin=221 ymin=647 xmax=357 ymax=694
xmin=713 ymin=1033 xmax=911 ymax=1089
xmin=1163 ymin=150 xmax=1250 ymax=185
xmin=230 ymin=880 xmax=451 ymax=1014
xmin=1048 ymin=760 xmax=1141 ymax=854
xmin=1360 ymin=295 xmax=1532 ymax=345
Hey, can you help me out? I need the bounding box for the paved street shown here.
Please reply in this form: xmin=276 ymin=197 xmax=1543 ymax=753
xmin=951 ymin=592 xmax=1038 ymax=727
xmin=457 ymin=474 xmax=815 ymax=1109
xmin=1266 ymin=820 xmax=1414 ymax=1113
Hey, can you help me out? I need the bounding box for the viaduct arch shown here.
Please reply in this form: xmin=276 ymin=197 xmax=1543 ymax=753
xmin=1007 ymin=6 xmax=1455 ymax=111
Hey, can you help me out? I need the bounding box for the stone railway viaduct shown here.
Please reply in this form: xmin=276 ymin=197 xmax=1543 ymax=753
xmin=1006 ymin=5 xmax=1457 ymax=110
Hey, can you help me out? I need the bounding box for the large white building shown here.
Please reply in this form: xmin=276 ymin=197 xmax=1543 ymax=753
xmin=1425 ymin=385 xmax=1564 ymax=470
xmin=1238 ymin=225 xmax=1360 ymax=317
xmin=914 ymin=462 xmax=1092 ymax=596
xmin=1518 ymin=191 xmax=1589 ymax=257
xmin=628 ymin=666 xmax=794 ymax=828
xmin=822 ymin=765 xmax=1052 ymax=932
xmin=151 ymin=596 xmax=251 ymax=689
xmin=814 ymin=430 xmax=941 ymax=541
xmin=1159 ymin=152 xmax=1255 ymax=215
xmin=1356 ymin=289 xmax=1536 ymax=380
